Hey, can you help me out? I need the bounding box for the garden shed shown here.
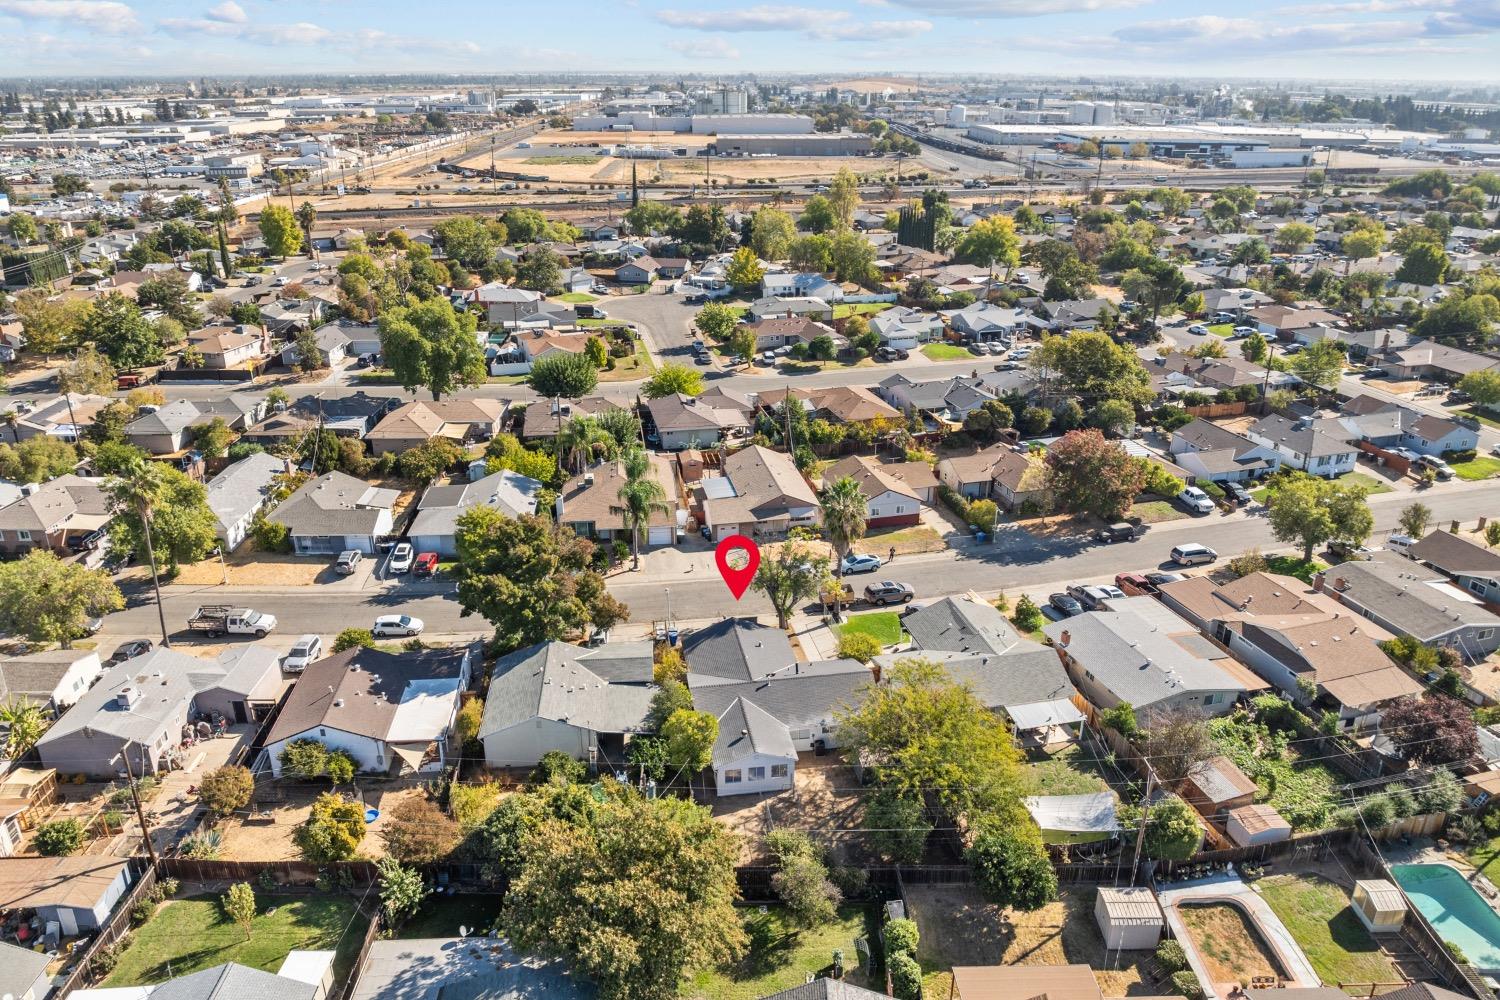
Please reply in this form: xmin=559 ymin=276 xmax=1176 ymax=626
xmin=1094 ymin=886 xmax=1164 ymax=950
xmin=1352 ymin=879 xmax=1407 ymax=934
xmin=1181 ymin=755 xmax=1257 ymax=822
xmin=1225 ymin=803 xmax=1292 ymax=847
xmin=1023 ymin=792 xmax=1121 ymax=845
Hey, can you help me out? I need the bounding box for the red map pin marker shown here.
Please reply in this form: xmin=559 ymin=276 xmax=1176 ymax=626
xmin=714 ymin=534 xmax=760 ymax=600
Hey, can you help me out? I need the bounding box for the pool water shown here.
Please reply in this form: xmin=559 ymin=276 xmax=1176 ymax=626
xmin=1391 ymin=863 xmax=1500 ymax=969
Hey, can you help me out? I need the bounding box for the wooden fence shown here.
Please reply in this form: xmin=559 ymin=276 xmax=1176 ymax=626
xmin=336 ymin=908 xmax=384 ymax=1000
xmin=1183 ymin=400 xmax=1253 ymax=419
xmin=1356 ymin=440 xmax=1414 ymax=476
xmin=51 ymin=860 xmax=156 ymax=996
xmin=159 ymin=857 xmax=380 ymax=885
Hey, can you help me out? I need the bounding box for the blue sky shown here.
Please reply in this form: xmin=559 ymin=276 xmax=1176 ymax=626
xmin=2 ymin=0 xmax=1498 ymax=81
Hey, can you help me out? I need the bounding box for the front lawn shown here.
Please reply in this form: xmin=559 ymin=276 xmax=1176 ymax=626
xmin=685 ymin=905 xmax=874 ymax=1000
xmin=837 ymin=611 xmax=904 ymax=647
xmin=1335 ymin=471 xmax=1393 ymax=495
xmin=598 ymin=343 xmax=655 ymax=382
xmin=1451 ymin=456 xmax=1500 ymax=482
xmin=393 ymin=893 xmax=504 ymax=939
xmin=1264 ymin=555 xmax=1329 ymax=584
xmin=104 ymin=894 xmax=368 ymax=987
xmin=854 ymin=525 xmax=946 ymax=556
xmin=1258 ymin=875 xmax=1400 ymax=987
xmin=1460 ymin=407 xmax=1500 ymax=430
xmin=556 ymin=292 xmax=597 ymax=303
xmin=921 ymin=343 xmax=972 ymax=361
xmin=833 ymin=302 xmax=895 ymax=319
xmin=1206 ymin=323 xmax=1234 ymax=337
xmin=1129 ymin=500 xmax=1188 ymax=524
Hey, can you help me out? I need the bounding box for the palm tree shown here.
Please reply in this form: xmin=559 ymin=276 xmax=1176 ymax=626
xmin=295 ymin=201 xmax=318 ymax=259
xmin=0 ymin=700 xmax=47 ymax=761
xmin=618 ymin=448 xmax=670 ymax=572
xmin=820 ymin=476 xmax=869 ymax=623
xmin=108 ymin=457 xmax=171 ymax=647
xmin=555 ymin=416 xmax=617 ymax=476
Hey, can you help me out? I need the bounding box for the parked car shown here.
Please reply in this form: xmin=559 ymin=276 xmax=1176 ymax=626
xmin=388 ymin=543 xmax=414 ymax=573
xmin=1327 ymin=539 xmax=1375 ymax=561
xmin=1170 ymin=543 xmax=1218 ymax=566
xmin=109 ymin=638 xmax=153 ymax=665
xmin=413 ymin=552 xmax=439 ymax=577
xmin=864 ymin=580 xmax=914 ymax=606
xmin=1048 ymin=592 xmax=1084 ymax=617
xmin=1232 ymin=325 xmax=1258 ymax=337
xmin=1222 ymin=481 xmax=1253 ymax=506
xmin=372 ymin=614 xmax=424 ymax=637
xmin=1177 ymin=486 xmax=1216 ymax=514
xmin=1067 ymin=583 xmax=1125 ymax=610
xmin=284 ymin=634 xmax=323 ymax=673
xmin=1114 ymin=572 xmax=1156 ymax=596
xmin=841 ymin=553 xmax=882 ymax=574
xmin=1385 ymin=533 xmax=1416 ymax=557
xmin=1212 ymin=312 xmax=1237 ymax=324
xmin=1414 ymin=454 xmax=1454 ymax=480
xmin=1187 ymin=324 xmax=1209 ymax=335
xmin=67 ymin=527 xmax=108 ymax=553
xmin=1145 ymin=571 xmax=1187 ymax=588
xmin=335 ymin=550 xmax=363 ymax=575
xmin=272 ymin=276 xmax=290 ymax=287
xmin=1092 ymin=522 xmax=1138 ymax=543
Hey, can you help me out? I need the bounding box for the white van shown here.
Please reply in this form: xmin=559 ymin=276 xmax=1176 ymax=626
xmin=1386 ymin=534 xmax=1416 ymax=557
xmin=1170 ymin=543 xmax=1218 ymax=567
xmin=284 ymin=634 xmax=323 ymax=673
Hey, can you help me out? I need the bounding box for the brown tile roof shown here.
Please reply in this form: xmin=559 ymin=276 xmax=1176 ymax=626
xmin=820 ymin=455 xmax=919 ymax=503
xmin=265 ymin=645 xmax=469 ymax=746
xmin=950 ymin=964 xmax=1103 ymax=1000
xmin=813 ymin=385 xmax=900 ymax=424
xmin=0 ymin=856 xmax=132 ymax=911
xmin=558 ymin=455 xmax=679 ymax=531
xmin=366 ymin=399 xmax=502 ymax=441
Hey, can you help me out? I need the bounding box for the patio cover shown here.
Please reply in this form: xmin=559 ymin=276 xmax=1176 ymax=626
xmin=1024 ymin=792 xmax=1121 ymax=845
xmin=389 ymin=743 xmax=430 ymax=771
xmin=1007 ymin=698 xmax=1086 ymax=731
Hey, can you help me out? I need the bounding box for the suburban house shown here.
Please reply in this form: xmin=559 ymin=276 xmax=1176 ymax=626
xmin=1156 ymin=354 xmax=1287 ymax=396
xmin=1157 ymin=572 xmax=1419 ymax=728
xmin=0 ymin=475 xmax=111 ymax=555
xmin=37 ymin=647 xmax=284 ymax=778
xmin=558 ymin=266 xmax=594 ymax=294
xmin=0 ymin=648 xmax=105 ymax=715
xmin=1317 ymin=552 xmax=1500 ymax=663
xmin=1297 ymin=325 xmax=1413 ymax=358
xmin=745 ymin=316 xmax=839 ymax=352
xmin=472 ymin=285 xmax=543 ymax=327
xmin=0 ymin=856 xmax=136 ymax=937
xmin=808 ymin=385 xmax=901 ymax=426
xmin=1246 ymin=414 xmax=1359 ymax=477
xmin=0 ymin=940 xmax=49 ymax=1000
xmin=879 ymin=645 xmax=1083 ymax=744
xmin=521 ymin=396 xmax=629 ymax=443
xmin=1377 ymin=341 xmax=1500 ymax=382
xmin=263 ymin=644 xmax=474 ymax=777
xmin=684 ymin=617 xmax=869 ymax=796
xmin=513 ymin=328 xmax=594 ymax=363
xmin=879 ymin=374 xmax=996 ymax=424
xmin=267 ymin=471 xmax=398 ymax=556
xmin=409 ymin=469 xmax=544 ymax=557
xmin=615 ymin=256 xmax=662 ymax=284
xmin=124 ymin=398 xmax=265 ymax=454
xmin=1407 ymin=530 xmax=1500 ymax=604
xmin=206 ymin=452 xmax=286 ymax=552
xmin=904 ymin=593 xmax=1029 ymax=657
xmin=1031 ymin=297 xmax=1115 ymax=332
xmin=1321 ymin=400 xmax=1479 ymax=457
xmin=818 ymin=455 xmax=925 ymax=528
xmin=947 ymin=964 xmax=1107 ymax=1000
xmin=869 ymin=306 xmax=944 ymax=349
xmin=1202 ymin=287 xmax=1274 ymax=316
xmin=555 ymin=454 xmax=681 ymax=549
xmin=279 ymin=324 xmax=352 ymax=369
xmin=1043 ymin=597 xmax=1254 ymax=717
xmin=364 ymin=399 xmax=504 ymax=456
xmin=8 ymin=392 xmax=113 ymax=442
xmin=646 ymin=390 xmax=753 ymax=450
xmin=699 ymin=445 xmax=820 ymax=542
xmin=259 ymin=298 xmax=326 ymax=335
xmin=239 ymin=393 xmax=394 ymax=447
xmin=186 ymin=324 xmax=269 ymax=369
xmin=1168 ymin=418 xmax=1283 ymax=483
xmin=71 ymin=959 xmax=335 ymax=1000
xmin=480 ymin=640 xmax=655 ymax=768
xmin=1248 ymin=304 xmax=1342 ymax=340
xmin=761 ymin=271 xmax=843 ymax=301
xmin=746 ymin=296 xmax=835 ymax=322
xmin=942 ymin=302 xmax=1032 ymax=340
xmin=938 ymin=447 xmax=1048 ymax=511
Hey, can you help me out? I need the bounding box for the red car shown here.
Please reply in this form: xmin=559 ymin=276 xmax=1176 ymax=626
xmin=413 ymin=552 xmax=439 ymax=577
xmin=1114 ymin=572 xmax=1156 ymax=597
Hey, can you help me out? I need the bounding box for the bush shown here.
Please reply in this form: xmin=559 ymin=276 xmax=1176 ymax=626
xmin=333 ymin=627 xmax=375 ymax=652
xmin=889 ymin=952 xmax=923 ymax=1000
xmin=531 ymin=750 xmax=586 ymax=785
xmin=180 ymin=829 xmax=223 ymax=859
xmin=150 ymin=877 xmax=180 ymax=902
xmin=250 ymin=512 xmax=291 ymax=553
xmin=131 ymin=899 xmax=156 ymax=926
xmin=1156 ymin=939 xmax=1189 ymax=973
xmin=199 ymin=765 xmax=254 ymax=817
xmin=837 ymin=631 xmax=884 ymax=662
xmin=1171 ymin=970 xmax=1204 ymax=1000
xmin=966 ymin=498 xmax=999 ymax=531
xmin=1101 ymin=702 xmax=1138 ymax=738
xmin=1447 ymin=941 xmax=1470 ymax=965
xmin=92 ymin=936 xmax=126 ymax=976
xmin=1012 ymin=595 xmax=1044 ymax=632
xmin=35 ymin=818 xmax=85 ymax=856
xmin=1227 ymin=548 xmax=1269 ymax=578
xmin=884 ymin=916 xmax=920 ymax=962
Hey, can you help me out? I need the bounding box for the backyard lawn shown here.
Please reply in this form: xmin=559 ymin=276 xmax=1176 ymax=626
xmin=1335 ymin=472 xmax=1393 ymax=495
xmin=1258 ymin=874 xmax=1400 ymax=988
xmin=556 ymin=292 xmax=597 ymax=303
xmin=1022 ymin=744 xmax=1118 ymax=797
xmin=837 ymin=611 xmax=904 ymax=647
xmin=394 ymin=893 xmax=504 ymax=939
xmin=1465 ymin=835 xmax=1500 ymax=885
xmin=684 ymin=905 xmax=874 ymax=1000
xmin=104 ymin=894 xmax=369 ymax=987
xmin=921 ymin=343 xmax=972 ymax=361
xmin=1264 ymin=555 xmax=1329 ymax=585
xmin=833 ymin=302 xmax=895 ymax=319
xmin=1451 ymin=456 xmax=1500 ymax=482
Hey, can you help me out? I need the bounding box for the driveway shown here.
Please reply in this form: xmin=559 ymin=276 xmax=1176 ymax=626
xmin=600 ymin=285 xmax=704 ymax=367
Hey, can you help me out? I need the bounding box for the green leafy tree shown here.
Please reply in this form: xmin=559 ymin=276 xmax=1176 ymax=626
xmin=1290 ymin=339 xmax=1347 ymax=391
xmin=955 ymin=215 xmax=1021 ymax=277
xmin=1395 ymin=242 xmax=1450 ymax=286
xmin=0 ymin=436 xmax=79 ymax=481
xmin=0 ymin=701 xmax=49 ymax=761
xmin=1120 ymin=258 xmax=1187 ymax=325
xmin=433 ymin=215 xmax=496 ymax=269
xmin=827 ymin=167 xmax=861 ymax=227
xmin=14 ymin=290 xmax=91 ymax=358
xmin=110 ymin=465 xmax=217 ymax=572
xmin=333 ymin=627 xmax=375 ymax=652
xmin=1268 ymin=473 xmax=1372 ymax=561
xmin=1013 ymin=595 xmax=1044 ymax=633
xmin=378 ymin=298 xmax=486 ymax=401
xmin=1341 ymin=228 xmax=1384 ymax=275
xmin=1044 ymin=429 xmax=1147 ymax=522
xmin=799 ymin=194 xmax=837 ymax=234
xmin=199 ymin=765 xmax=254 ymax=817
xmin=222 ymin=882 xmax=256 ymax=941
xmin=647 ymin=679 xmax=693 ymax=732
xmin=1399 ymin=502 xmax=1432 ymax=539
xmin=135 ymin=272 xmax=199 ymax=328
xmin=190 ymin=417 xmax=233 ymax=459
xmin=1241 ymin=330 xmax=1269 ymax=364
xmin=377 ymin=857 xmax=429 ymax=926
xmin=0 ymin=550 xmax=122 ymax=647
xmin=967 ymin=823 xmax=1057 ymax=910
xmin=641 ymin=363 xmax=704 ymax=399
xmin=694 ymin=302 xmax=739 ymax=342
xmin=837 ymin=631 xmax=884 ymax=663
xmin=454 ymin=510 xmax=628 ymax=649
xmin=84 ymin=293 xmax=162 ymax=369
xmin=788 ymin=234 xmax=831 ymax=272
xmin=662 ymin=709 xmax=718 ymax=776
xmin=516 ymin=247 xmax=562 ymax=293
xmin=1029 ymin=331 xmax=1153 ymax=405
xmin=618 ymin=447 xmax=670 ymax=571
xmin=724 ymin=246 xmax=765 ymax=293
xmin=1273 ymin=222 xmax=1316 ymax=253
xmin=866 ymin=790 xmax=931 ymax=864
xmin=584 ymin=336 xmax=609 ymax=369
xmin=554 ymin=416 xmax=618 ymax=476
xmin=293 ymin=792 xmax=366 ymax=863
xmin=1459 ymin=370 xmax=1500 ymax=410
xmin=1126 ymin=794 xmax=1202 ymax=861
xmin=259 ymin=203 xmax=303 ymax=259
xmin=751 ymin=541 xmax=829 ymax=629
xmin=398 ymin=437 xmax=466 ymax=485
xmin=766 ymin=831 xmax=840 ymax=929
xmin=828 ymin=227 xmax=876 ymax=283
xmin=530 ymin=352 xmax=599 ymax=397
xmin=750 ymin=207 xmax=796 ymax=261
xmin=624 ymin=201 xmax=681 ymax=237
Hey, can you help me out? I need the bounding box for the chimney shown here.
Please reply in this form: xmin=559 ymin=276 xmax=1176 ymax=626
xmin=1058 ymin=630 xmax=1071 ymax=648
xmin=1311 ymin=571 xmax=1326 ymax=593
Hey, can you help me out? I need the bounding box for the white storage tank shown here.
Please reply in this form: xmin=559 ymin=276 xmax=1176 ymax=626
xmin=949 ymin=105 xmax=968 ymax=126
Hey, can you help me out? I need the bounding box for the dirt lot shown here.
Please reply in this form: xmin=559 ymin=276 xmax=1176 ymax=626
xmin=712 ymin=756 xmax=867 ymax=865
xmin=215 ymin=785 xmax=427 ymax=861
xmin=1179 ymin=903 xmax=1282 ymax=988
xmin=174 ymin=552 xmax=333 ymax=587
xmin=905 ymin=885 xmax=1156 ymax=998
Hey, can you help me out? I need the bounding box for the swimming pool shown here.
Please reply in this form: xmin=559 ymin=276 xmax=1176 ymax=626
xmin=1390 ymin=863 xmax=1500 ymax=969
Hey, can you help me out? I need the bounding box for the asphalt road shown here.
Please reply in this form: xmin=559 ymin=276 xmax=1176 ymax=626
xmin=97 ymin=480 xmax=1498 ymax=647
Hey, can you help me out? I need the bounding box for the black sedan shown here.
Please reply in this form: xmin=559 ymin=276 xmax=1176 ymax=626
xmin=1048 ymin=593 xmax=1084 ymax=617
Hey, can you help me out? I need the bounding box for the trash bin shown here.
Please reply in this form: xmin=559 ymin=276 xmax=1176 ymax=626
xmin=974 ymin=531 xmax=987 ymax=544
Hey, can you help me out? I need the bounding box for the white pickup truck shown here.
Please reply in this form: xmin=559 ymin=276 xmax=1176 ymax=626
xmin=187 ymin=606 xmax=278 ymax=637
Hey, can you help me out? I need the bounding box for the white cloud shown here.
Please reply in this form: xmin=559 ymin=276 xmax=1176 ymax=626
xmin=158 ymin=10 xmax=332 ymax=44
xmin=345 ymin=27 xmax=481 ymax=55
xmin=880 ymin=0 xmax=1147 ymax=14
xmin=1113 ymin=14 xmax=1423 ymax=50
xmin=815 ymin=18 xmax=930 ymax=38
xmin=656 ymin=5 xmax=824 ymax=31
xmin=0 ymin=0 xmax=137 ymax=33
xmin=204 ymin=0 xmax=246 ymax=23
xmin=666 ymin=35 xmax=741 ymax=59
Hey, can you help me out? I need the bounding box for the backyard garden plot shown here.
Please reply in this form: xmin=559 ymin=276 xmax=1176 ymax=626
xmin=1257 ymin=874 xmax=1400 ymax=988
xmin=1207 ymin=710 xmax=1345 ymax=830
xmin=684 ymin=904 xmax=875 ymax=1000
xmin=1177 ymin=903 xmax=1284 ymax=987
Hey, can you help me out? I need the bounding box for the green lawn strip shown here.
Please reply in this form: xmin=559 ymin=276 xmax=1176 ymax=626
xmin=836 ymin=611 xmax=904 ymax=646
xmin=104 ymin=895 xmax=367 ymax=987
xmin=556 ymin=292 xmax=597 ymax=303
xmin=1335 ymin=471 xmax=1393 ymax=495
xmin=576 ymin=317 xmax=628 ymax=328
xmin=1022 ymin=748 xmax=1113 ymax=797
xmin=1465 ymin=835 xmax=1500 ymax=886
xmin=921 ymin=343 xmax=972 ymax=361
xmin=1263 ymin=556 xmax=1329 ymax=585
xmin=1129 ymin=500 xmax=1188 ymax=524
xmin=1459 ymin=407 xmax=1500 ymax=430
xmin=523 ymin=155 xmax=600 ymax=165
xmin=684 ymin=905 xmax=873 ymax=1000
xmin=833 ymin=303 xmax=895 ymax=319
xmin=1257 ymin=875 xmax=1400 ymax=987
xmin=1451 ymin=456 xmax=1500 ymax=482
xmin=393 ymin=894 xmax=504 ymax=940
xmin=1206 ymin=323 xmax=1234 ymax=337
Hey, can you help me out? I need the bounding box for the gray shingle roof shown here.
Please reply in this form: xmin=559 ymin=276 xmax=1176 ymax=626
xmin=764 ymin=979 xmax=889 ymax=1000
xmin=206 ymin=452 xmax=286 ymax=534
xmin=410 ymin=470 xmax=542 ymax=540
xmin=1327 ymin=552 xmax=1500 ymax=642
xmin=873 ymin=646 xmax=1074 ymax=712
xmin=149 ymin=963 xmax=318 ymax=1000
xmin=268 ymin=470 xmax=398 ymax=536
xmin=682 ymin=618 xmax=797 ymax=686
xmin=691 ymin=665 xmax=870 ymax=767
xmin=0 ymin=939 xmax=50 ymax=999
xmin=480 ymin=641 xmax=655 ymax=740
xmin=903 ymin=595 xmax=1025 ymax=656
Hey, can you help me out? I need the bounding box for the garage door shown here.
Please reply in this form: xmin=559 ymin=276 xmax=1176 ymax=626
xmin=648 ymin=525 xmax=672 ymax=547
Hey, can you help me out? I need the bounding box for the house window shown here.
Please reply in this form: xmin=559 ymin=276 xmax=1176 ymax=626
xmin=1204 ymin=693 xmax=1222 ymax=706
xmin=319 ymin=728 xmax=326 ymax=738
xmin=15 ymin=530 xmax=29 ymax=542
xmin=1481 ymin=629 xmax=1496 ymax=641
xmin=893 ymin=505 xmax=905 ymax=514
xmin=771 ymin=764 xmax=789 ymax=777
xmin=1470 ymin=580 xmax=1486 ymax=596
xmin=724 ymin=769 xmax=742 ymax=784
xmin=749 ymin=766 xmax=766 ymax=780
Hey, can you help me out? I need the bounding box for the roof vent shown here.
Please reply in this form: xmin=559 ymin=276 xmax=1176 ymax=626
xmin=334 ymin=698 xmax=344 ymax=708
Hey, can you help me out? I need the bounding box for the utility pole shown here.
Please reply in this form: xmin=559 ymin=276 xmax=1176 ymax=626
xmin=1128 ymin=768 xmax=1155 ymax=886
xmin=124 ymin=746 xmax=159 ymax=867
